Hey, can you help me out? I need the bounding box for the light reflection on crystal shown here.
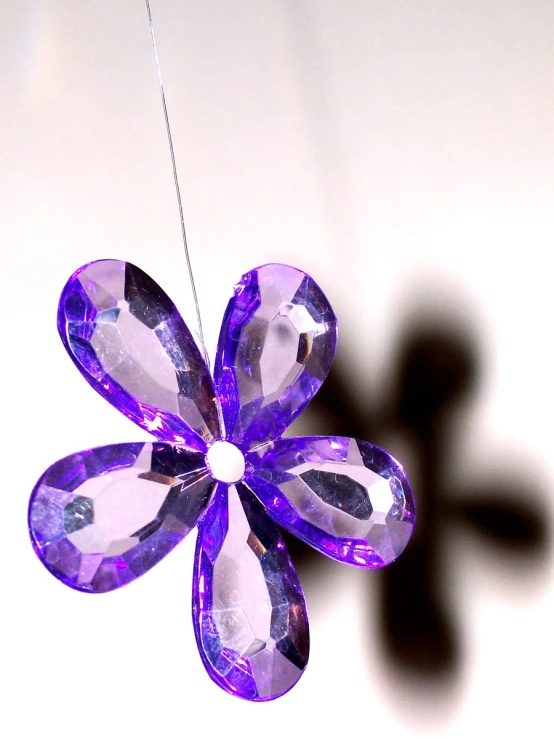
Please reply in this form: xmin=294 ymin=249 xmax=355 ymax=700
xmin=248 ymin=436 xmax=416 ymax=567
xmin=30 ymin=260 xmax=416 ymax=701
xmin=58 ymin=260 xmax=220 ymax=449
xmin=215 ymin=264 xmax=337 ymax=448
xmin=193 ymin=483 xmax=309 ymax=701
xmin=29 ymin=443 xmax=215 ymax=592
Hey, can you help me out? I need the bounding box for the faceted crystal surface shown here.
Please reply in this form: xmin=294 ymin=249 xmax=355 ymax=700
xmin=193 ymin=483 xmax=309 ymax=701
xmin=28 ymin=258 xmax=417 ymax=702
xmin=29 ymin=443 xmax=215 ymax=592
xmin=248 ymin=436 xmax=416 ymax=567
xmin=58 ymin=260 xmax=220 ymax=449
xmin=215 ymin=264 xmax=337 ymax=448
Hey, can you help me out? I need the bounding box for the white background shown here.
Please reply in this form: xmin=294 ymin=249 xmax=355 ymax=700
xmin=1 ymin=1 xmax=553 ymax=737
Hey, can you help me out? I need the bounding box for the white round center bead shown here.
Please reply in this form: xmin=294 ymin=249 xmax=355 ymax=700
xmin=206 ymin=441 xmax=246 ymax=484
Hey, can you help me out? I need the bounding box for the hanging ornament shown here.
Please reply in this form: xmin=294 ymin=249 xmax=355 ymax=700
xmin=27 ymin=3 xmax=416 ymax=703
xmin=29 ymin=259 xmax=416 ymax=701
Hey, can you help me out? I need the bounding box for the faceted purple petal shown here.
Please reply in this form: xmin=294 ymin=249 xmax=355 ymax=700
xmin=192 ymin=482 xmax=309 ymax=701
xmin=215 ymin=264 xmax=337 ymax=448
xmin=58 ymin=260 xmax=220 ymax=449
xmin=247 ymin=436 xmax=416 ymax=568
xmin=29 ymin=443 xmax=215 ymax=592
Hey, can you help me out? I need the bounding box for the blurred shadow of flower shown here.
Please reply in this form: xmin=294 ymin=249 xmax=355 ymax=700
xmin=284 ymin=313 xmax=550 ymax=682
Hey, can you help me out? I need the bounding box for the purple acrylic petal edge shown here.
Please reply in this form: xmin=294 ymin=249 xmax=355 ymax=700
xmin=58 ymin=260 xmax=220 ymax=449
xmin=246 ymin=436 xmax=416 ymax=568
xmin=29 ymin=442 xmax=215 ymax=593
xmin=215 ymin=264 xmax=337 ymax=449
xmin=192 ymin=482 xmax=309 ymax=701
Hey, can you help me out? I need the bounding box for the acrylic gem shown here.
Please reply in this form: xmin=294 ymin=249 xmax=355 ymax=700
xmin=29 ymin=260 xmax=416 ymax=701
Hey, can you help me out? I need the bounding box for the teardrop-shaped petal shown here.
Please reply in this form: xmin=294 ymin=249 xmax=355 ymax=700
xmin=59 ymin=260 xmax=220 ymax=448
xmin=247 ymin=436 xmax=416 ymax=568
xmin=29 ymin=443 xmax=215 ymax=592
xmin=215 ymin=264 xmax=337 ymax=448
xmin=192 ymin=482 xmax=309 ymax=701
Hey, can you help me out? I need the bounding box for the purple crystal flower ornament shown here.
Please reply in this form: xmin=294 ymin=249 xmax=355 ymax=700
xmin=28 ymin=260 xmax=416 ymax=701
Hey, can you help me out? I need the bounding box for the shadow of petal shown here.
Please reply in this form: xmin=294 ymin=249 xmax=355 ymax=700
xmin=452 ymin=495 xmax=550 ymax=554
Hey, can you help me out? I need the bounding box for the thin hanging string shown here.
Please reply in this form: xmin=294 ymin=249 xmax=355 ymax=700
xmin=145 ymin=0 xmax=208 ymax=363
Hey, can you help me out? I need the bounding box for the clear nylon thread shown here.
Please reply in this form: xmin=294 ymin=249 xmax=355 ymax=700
xmin=145 ymin=0 xmax=209 ymax=365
